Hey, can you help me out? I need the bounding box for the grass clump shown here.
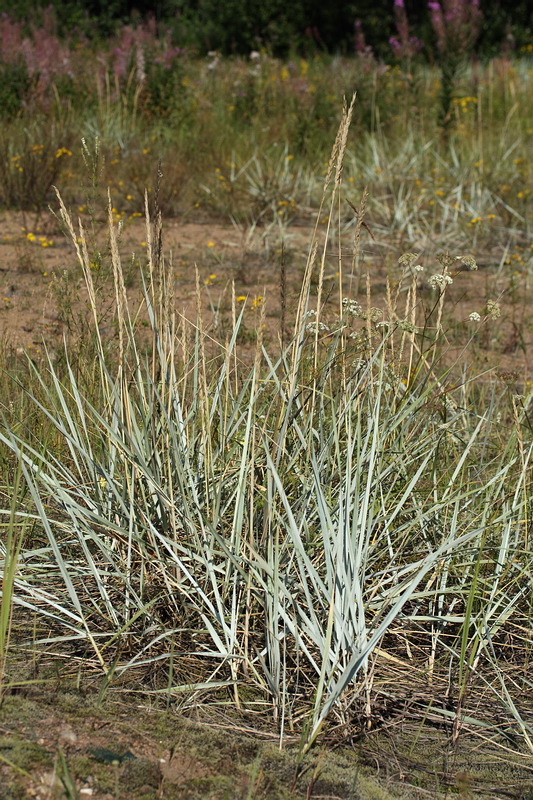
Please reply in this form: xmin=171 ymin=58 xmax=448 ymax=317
xmin=0 ymin=99 xmax=532 ymax=785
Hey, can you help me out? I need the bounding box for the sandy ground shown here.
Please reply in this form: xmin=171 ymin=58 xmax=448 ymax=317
xmin=1 ymin=207 xmax=532 ymax=383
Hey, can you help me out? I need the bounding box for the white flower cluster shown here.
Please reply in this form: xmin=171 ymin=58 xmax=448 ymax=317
xmin=457 ymin=255 xmax=478 ymax=270
xmin=364 ymin=307 xmax=383 ymax=322
xmin=398 ymin=252 xmax=418 ymax=267
xmin=398 ymin=252 xmax=424 ymax=273
xmin=398 ymin=319 xmax=417 ymax=333
xmin=435 ymin=252 xmax=455 ymax=270
xmin=429 ymin=273 xmax=453 ymax=290
xmin=342 ymin=297 xmax=363 ymax=317
xmin=304 ymin=309 xmax=330 ymax=333
xmin=306 ymin=321 xmax=330 ymax=334
xmin=469 ymin=312 xmax=481 ymax=322
xmin=486 ymin=300 xmax=501 ymax=319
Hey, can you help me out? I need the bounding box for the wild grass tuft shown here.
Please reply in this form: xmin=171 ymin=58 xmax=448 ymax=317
xmin=0 ymin=101 xmax=532 ymax=758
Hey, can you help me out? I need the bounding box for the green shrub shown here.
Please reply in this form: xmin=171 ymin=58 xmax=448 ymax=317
xmin=0 ymin=62 xmax=31 ymax=118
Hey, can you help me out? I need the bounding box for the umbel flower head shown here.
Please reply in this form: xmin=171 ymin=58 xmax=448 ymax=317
xmin=486 ymin=300 xmax=501 ymax=319
xmin=429 ymin=273 xmax=453 ymax=290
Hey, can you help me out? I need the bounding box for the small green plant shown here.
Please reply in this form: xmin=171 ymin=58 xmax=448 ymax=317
xmin=0 ymin=61 xmax=31 ymax=118
xmin=0 ymin=121 xmax=73 ymax=210
xmin=57 ymin=748 xmax=79 ymax=800
xmin=0 ymin=456 xmax=27 ymax=703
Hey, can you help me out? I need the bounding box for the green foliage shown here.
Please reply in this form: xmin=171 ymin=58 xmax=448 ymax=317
xmin=0 ymin=121 xmax=74 ymax=211
xmin=0 ymin=0 xmax=531 ymax=55
xmin=172 ymin=0 xmax=306 ymax=55
xmin=143 ymin=59 xmax=188 ymax=118
xmin=167 ymin=0 xmax=385 ymax=56
xmin=0 ymin=62 xmax=31 ymax=119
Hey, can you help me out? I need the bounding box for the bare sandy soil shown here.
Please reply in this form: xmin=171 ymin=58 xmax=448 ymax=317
xmin=1 ymin=207 xmax=532 ymax=385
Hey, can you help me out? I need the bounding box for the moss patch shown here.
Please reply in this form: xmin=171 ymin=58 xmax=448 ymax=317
xmin=0 ymin=677 xmax=531 ymax=799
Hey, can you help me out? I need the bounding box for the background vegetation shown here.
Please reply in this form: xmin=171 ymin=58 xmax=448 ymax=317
xmin=0 ymin=7 xmax=531 ymax=244
xmin=0 ymin=0 xmax=532 ymax=54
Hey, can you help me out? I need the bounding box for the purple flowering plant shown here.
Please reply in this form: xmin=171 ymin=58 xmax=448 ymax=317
xmin=0 ymin=8 xmax=185 ymax=110
xmin=427 ymin=0 xmax=483 ymax=132
xmin=389 ymin=0 xmax=424 ymax=61
xmin=354 ymin=19 xmax=374 ymax=60
xmin=428 ymin=0 xmax=482 ymax=56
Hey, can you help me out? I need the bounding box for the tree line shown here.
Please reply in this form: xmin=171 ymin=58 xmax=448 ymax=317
xmin=1 ymin=0 xmax=531 ymax=57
